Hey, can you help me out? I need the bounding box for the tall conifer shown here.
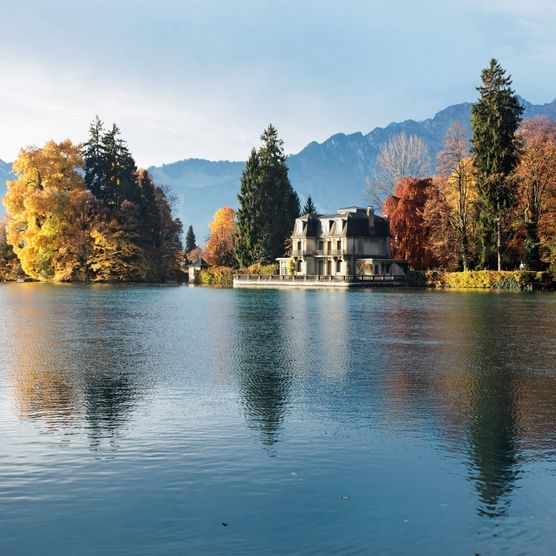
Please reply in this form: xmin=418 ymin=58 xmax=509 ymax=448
xmin=185 ymin=226 xmax=197 ymax=252
xmin=303 ymin=195 xmax=317 ymax=215
xmin=471 ymin=59 xmax=523 ymax=269
xmin=235 ymin=125 xmax=300 ymax=266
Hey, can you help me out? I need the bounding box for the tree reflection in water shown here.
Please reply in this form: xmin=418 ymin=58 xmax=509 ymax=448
xmin=6 ymin=285 xmax=148 ymax=450
xmin=233 ymin=290 xmax=294 ymax=448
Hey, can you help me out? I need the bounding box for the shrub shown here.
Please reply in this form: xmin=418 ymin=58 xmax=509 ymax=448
xmin=195 ymin=266 xmax=234 ymax=287
xmin=442 ymin=270 xmax=550 ymax=290
xmin=406 ymin=269 xmax=554 ymax=290
xmin=246 ymin=263 xmax=279 ymax=276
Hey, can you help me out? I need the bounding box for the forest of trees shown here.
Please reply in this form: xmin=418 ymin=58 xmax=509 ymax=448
xmin=1 ymin=119 xmax=183 ymax=282
xmin=380 ymin=60 xmax=556 ymax=273
xmin=3 ymin=61 xmax=556 ymax=283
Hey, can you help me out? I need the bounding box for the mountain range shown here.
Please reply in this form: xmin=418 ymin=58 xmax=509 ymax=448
xmin=2 ymin=97 xmax=556 ymax=242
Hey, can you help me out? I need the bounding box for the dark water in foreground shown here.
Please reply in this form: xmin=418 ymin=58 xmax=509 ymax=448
xmin=0 ymin=284 xmax=555 ymax=555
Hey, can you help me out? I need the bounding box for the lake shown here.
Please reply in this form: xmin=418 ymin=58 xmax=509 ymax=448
xmin=0 ymin=284 xmax=555 ymax=555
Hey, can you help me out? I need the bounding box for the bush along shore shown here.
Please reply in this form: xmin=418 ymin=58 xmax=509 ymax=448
xmin=195 ymin=264 xmax=278 ymax=287
xmin=407 ymin=270 xmax=555 ymax=290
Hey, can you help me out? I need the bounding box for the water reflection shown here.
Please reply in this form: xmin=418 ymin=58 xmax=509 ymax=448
xmin=467 ymin=369 xmax=519 ymax=517
xmin=1 ymin=284 xmax=556 ymax=548
xmin=5 ymin=285 xmax=149 ymax=448
xmin=233 ymin=291 xmax=294 ymax=447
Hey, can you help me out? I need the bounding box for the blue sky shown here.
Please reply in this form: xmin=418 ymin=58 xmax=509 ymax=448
xmin=1 ymin=0 xmax=555 ymax=165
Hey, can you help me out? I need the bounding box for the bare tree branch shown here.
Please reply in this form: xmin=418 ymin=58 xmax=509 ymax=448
xmin=366 ymin=132 xmax=431 ymax=209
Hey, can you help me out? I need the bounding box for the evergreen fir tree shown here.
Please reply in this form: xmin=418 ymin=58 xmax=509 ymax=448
xmin=185 ymin=225 xmax=197 ymax=252
xmin=471 ymin=59 xmax=523 ymax=269
xmin=303 ymin=195 xmax=317 ymax=215
xmin=102 ymin=124 xmax=139 ymax=208
xmin=83 ymin=116 xmax=108 ymax=202
xmin=137 ymin=169 xmax=163 ymax=275
xmin=235 ymin=125 xmax=300 ymax=266
xmin=84 ymin=119 xmax=139 ymax=210
xmin=83 ymin=119 xmax=183 ymax=282
xmin=235 ymin=148 xmax=262 ymax=267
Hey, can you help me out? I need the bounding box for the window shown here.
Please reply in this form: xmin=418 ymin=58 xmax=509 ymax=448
xmin=384 ymin=264 xmax=391 ymax=275
xmin=374 ymin=264 xmax=379 ymax=275
xmin=336 ymin=260 xmax=341 ymax=273
xmin=297 ymin=241 xmax=301 ymax=252
xmin=318 ymin=240 xmax=324 ymax=252
xmin=329 ymin=220 xmax=334 ymax=233
xmin=296 ymin=259 xmax=302 ymax=272
xmin=336 ymin=240 xmax=341 ymax=252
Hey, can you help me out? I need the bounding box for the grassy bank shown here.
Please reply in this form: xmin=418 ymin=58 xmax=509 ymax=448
xmin=407 ymin=270 xmax=554 ymax=290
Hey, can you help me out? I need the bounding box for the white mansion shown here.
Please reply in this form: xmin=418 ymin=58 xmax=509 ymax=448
xmin=277 ymin=206 xmax=407 ymax=278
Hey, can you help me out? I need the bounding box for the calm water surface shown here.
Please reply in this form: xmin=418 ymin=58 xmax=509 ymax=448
xmin=0 ymin=284 xmax=555 ymax=555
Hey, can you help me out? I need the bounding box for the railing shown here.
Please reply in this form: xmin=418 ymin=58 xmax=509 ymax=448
xmin=234 ymin=274 xmax=403 ymax=282
xmin=291 ymin=249 xmax=343 ymax=257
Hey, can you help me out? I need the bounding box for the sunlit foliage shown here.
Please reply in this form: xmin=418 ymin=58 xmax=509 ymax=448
xmin=205 ymin=207 xmax=237 ymax=267
xmin=4 ymin=140 xmax=96 ymax=281
xmin=515 ymin=117 xmax=556 ymax=270
xmin=3 ymin=121 xmax=183 ymax=282
xmin=423 ymin=123 xmax=478 ymax=270
xmin=382 ymin=177 xmax=434 ymax=269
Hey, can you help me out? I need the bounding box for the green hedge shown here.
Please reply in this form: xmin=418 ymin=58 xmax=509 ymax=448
xmin=407 ymin=270 xmax=553 ymax=290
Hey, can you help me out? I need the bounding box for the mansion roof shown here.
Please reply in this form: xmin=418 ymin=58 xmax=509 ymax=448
xmin=292 ymin=207 xmax=389 ymax=238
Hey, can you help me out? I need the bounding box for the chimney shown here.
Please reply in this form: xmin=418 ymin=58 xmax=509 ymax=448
xmin=367 ymin=206 xmax=375 ymax=229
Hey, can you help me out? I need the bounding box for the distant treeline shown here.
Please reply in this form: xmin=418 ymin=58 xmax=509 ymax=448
xmin=1 ymin=118 xmax=183 ymax=282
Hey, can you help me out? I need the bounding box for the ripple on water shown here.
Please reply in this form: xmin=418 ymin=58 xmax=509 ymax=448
xmin=0 ymin=285 xmax=555 ymax=555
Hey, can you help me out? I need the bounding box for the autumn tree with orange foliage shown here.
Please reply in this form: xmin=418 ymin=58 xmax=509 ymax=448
xmin=205 ymin=207 xmax=237 ymax=267
xmin=515 ymin=117 xmax=556 ymax=269
xmin=423 ymin=122 xmax=478 ymax=270
xmin=382 ymin=177 xmax=434 ymax=269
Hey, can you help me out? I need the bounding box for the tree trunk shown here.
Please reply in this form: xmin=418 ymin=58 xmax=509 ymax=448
xmin=497 ymin=219 xmax=502 ymax=271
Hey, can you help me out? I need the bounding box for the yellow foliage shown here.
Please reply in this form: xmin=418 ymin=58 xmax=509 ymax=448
xmin=196 ymin=266 xmax=234 ymax=287
xmin=287 ymin=258 xmax=295 ymax=275
xmin=3 ymin=141 xmax=91 ymax=281
xmin=246 ymin=262 xmax=279 ymax=276
xmin=205 ymin=207 xmax=237 ymax=267
xmin=89 ymin=226 xmax=147 ymax=282
xmin=418 ymin=270 xmax=550 ymax=289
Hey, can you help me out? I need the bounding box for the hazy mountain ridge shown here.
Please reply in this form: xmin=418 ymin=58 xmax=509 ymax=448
xmin=0 ymin=160 xmax=14 ymax=216
xmin=2 ymin=98 xmax=556 ymax=239
xmin=148 ymin=97 xmax=556 ymax=238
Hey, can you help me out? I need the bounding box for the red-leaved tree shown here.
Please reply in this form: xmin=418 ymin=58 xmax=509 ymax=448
xmin=382 ymin=177 xmax=434 ymax=269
